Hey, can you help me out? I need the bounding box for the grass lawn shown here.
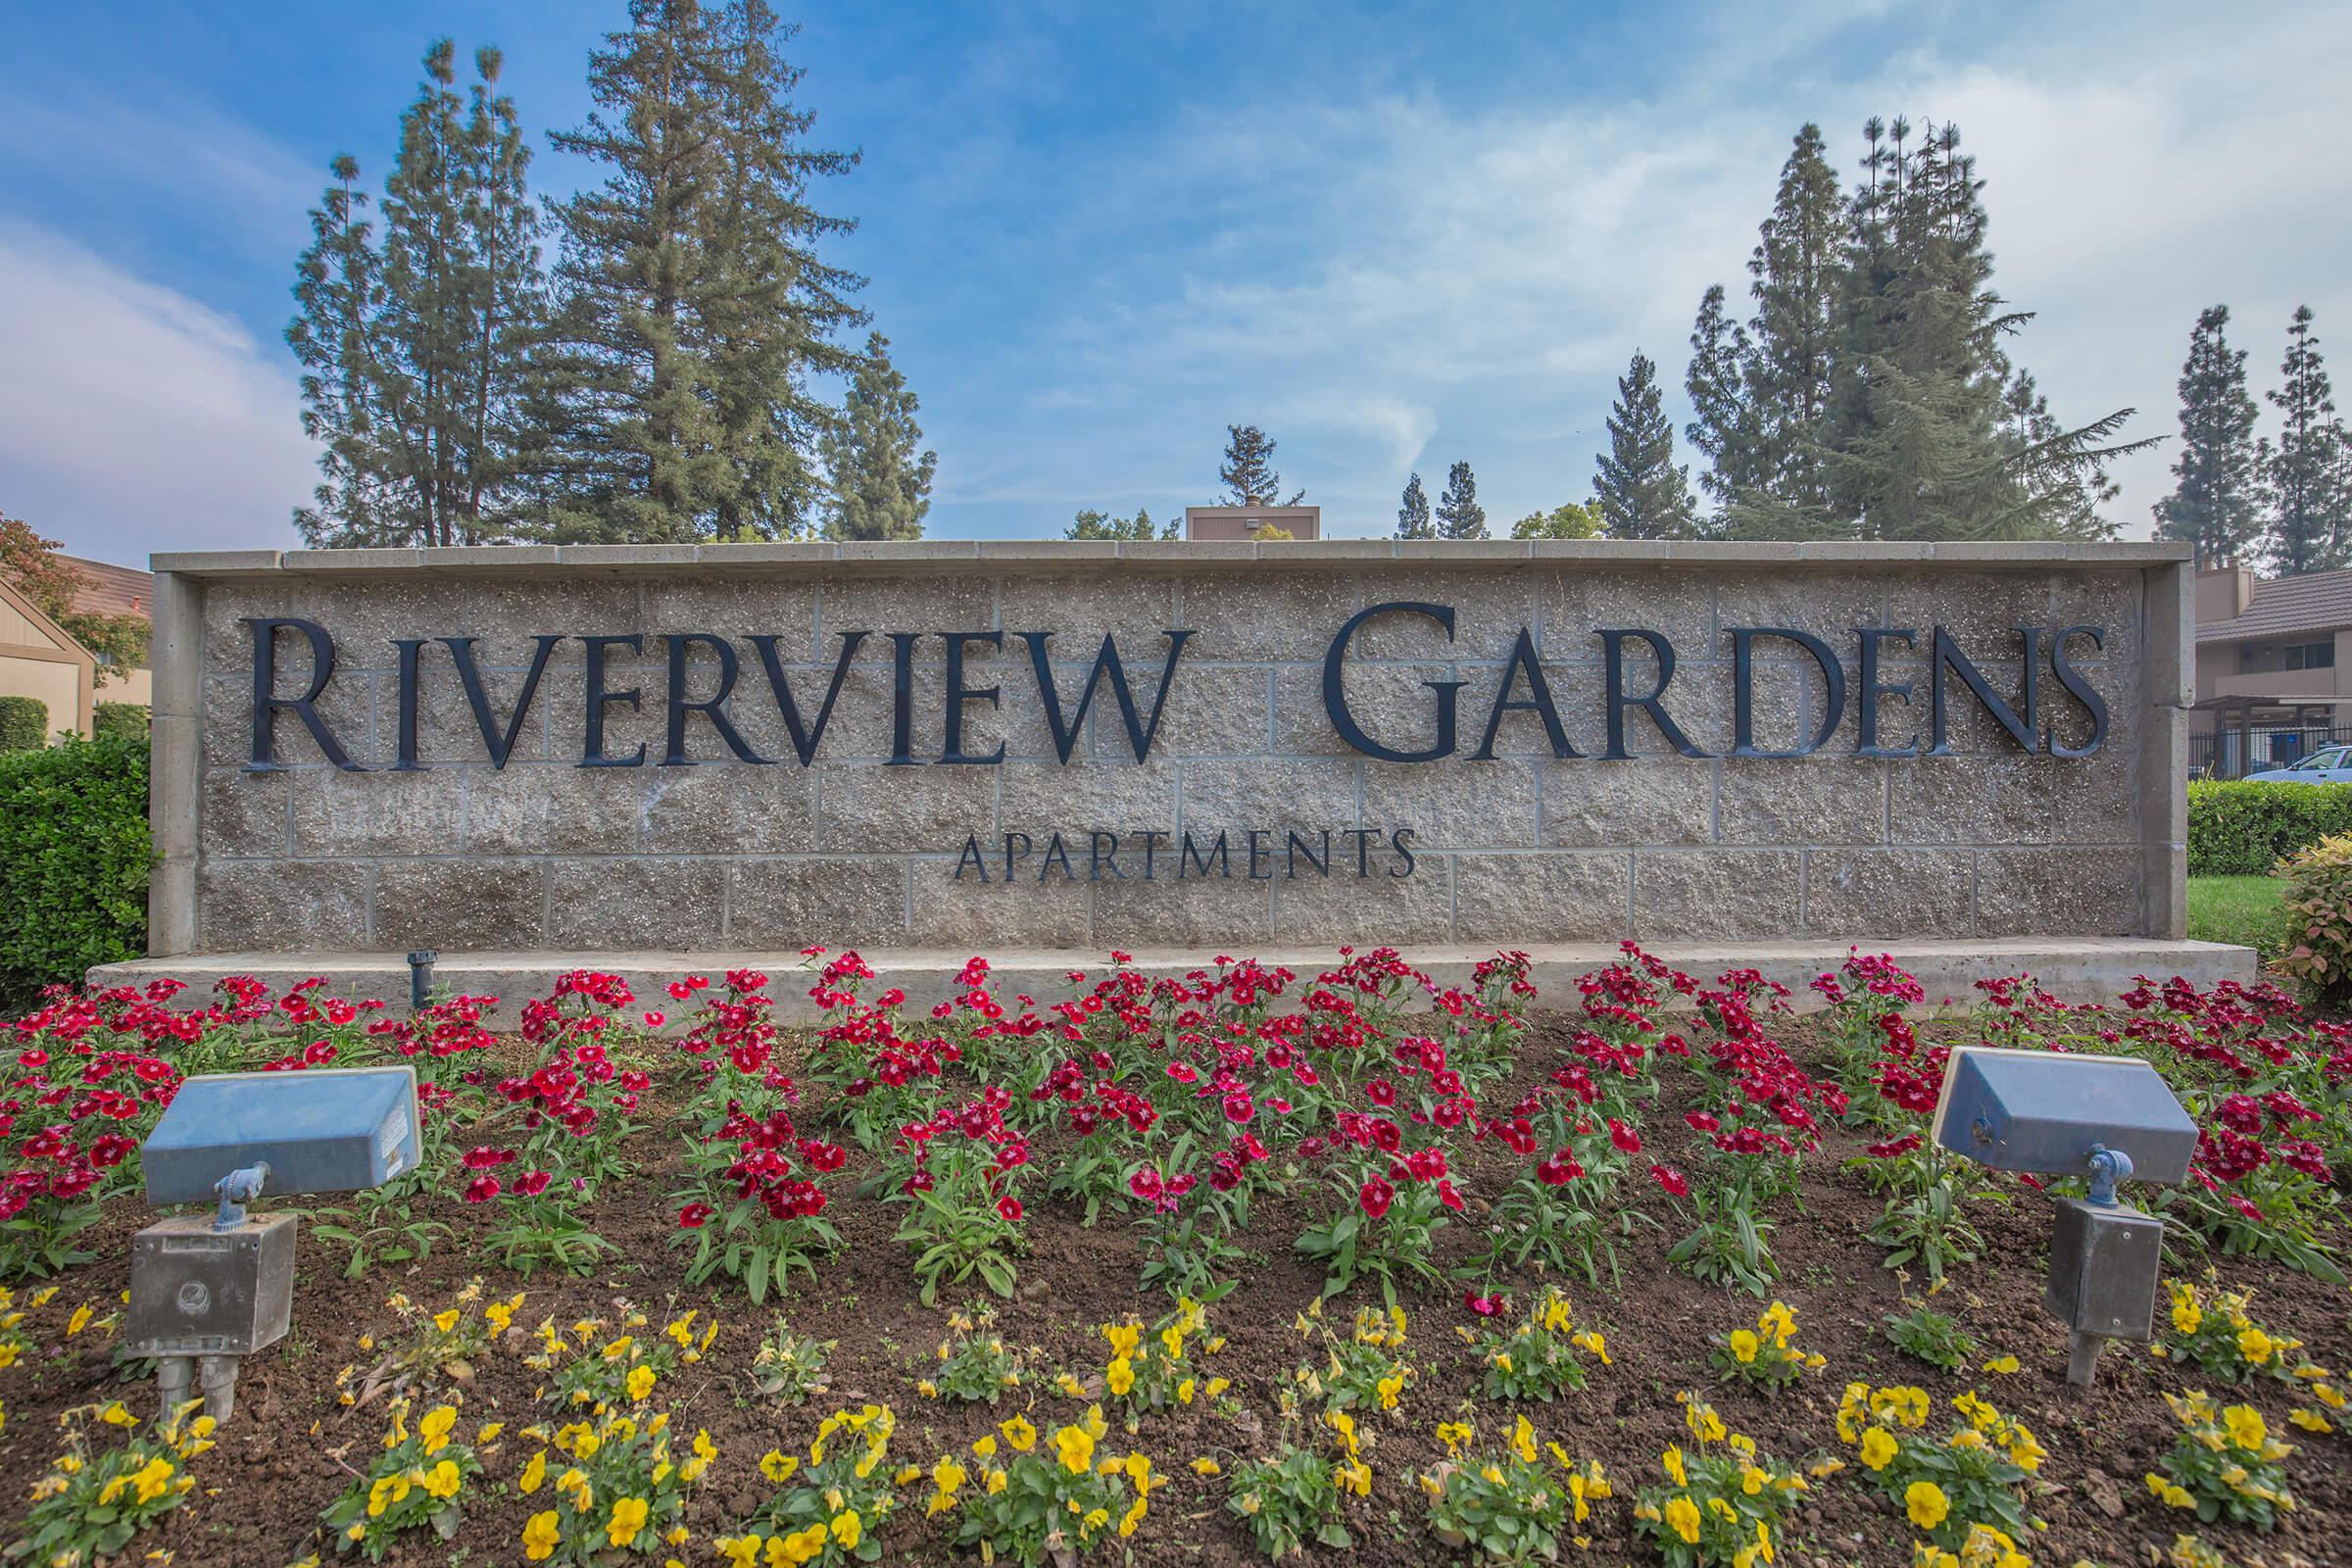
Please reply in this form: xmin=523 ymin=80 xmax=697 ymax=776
xmin=2187 ymin=873 xmax=2290 ymax=957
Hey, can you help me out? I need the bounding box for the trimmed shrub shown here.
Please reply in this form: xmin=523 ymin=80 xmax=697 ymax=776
xmin=92 ymin=701 xmax=148 ymax=742
xmin=0 ymin=739 xmax=148 ymax=1005
xmin=2278 ymin=833 xmax=2352 ymax=1006
xmin=0 ymin=695 xmax=46 ymax=754
xmin=2187 ymin=779 xmax=2352 ymax=876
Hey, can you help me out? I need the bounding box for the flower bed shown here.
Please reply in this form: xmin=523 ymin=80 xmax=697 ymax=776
xmin=0 ymin=949 xmax=2345 ymax=1565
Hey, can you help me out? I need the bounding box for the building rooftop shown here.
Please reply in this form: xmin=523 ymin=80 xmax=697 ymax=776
xmin=54 ymin=554 xmax=152 ymax=620
xmin=2195 ymin=564 xmax=2352 ymax=645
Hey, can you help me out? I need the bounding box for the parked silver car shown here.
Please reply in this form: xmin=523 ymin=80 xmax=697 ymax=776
xmin=2245 ymin=744 xmax=2352 ymax=782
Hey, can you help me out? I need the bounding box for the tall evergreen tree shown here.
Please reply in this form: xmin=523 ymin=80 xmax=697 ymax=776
xmin=1217 ymin=424 xmax=1302 ymax=505
xmin=2000 ymin=370 xmax=2118 ymax=541
xmin=1434 ymin=461 xmax=1487 ymax=540
xmin=1065 ymin=508 xmax=1172 ymax=540
xmin=1684 ymin=117 xmax=2143 ymax=541
xmin=288 ymin=154 xmax=391 ymax=541
xmin=2153 ymin=306 xmax=2263 ymax=564
xmin=1684 ymin=284 xmax=1755 ymax=509
xmin=531 ymin=0 xmax=865 ymax=541
xmin=820 ymin=332 xmax=934 ymax=541
xmin=1742 ymin=123 xmax=1842 ymax=512
xmin=287 ymin=42 xmax=544 ymax=546
xmin=1594 ymin=351 xmax=1698 ymax=539
xmin=1817 ymin=118 xmax=2143 ymax=540
xmin=2261 ymin=306 xmax=2351 ymax=575
xmin=1396 ymin=471 xmax=1433 ymax=539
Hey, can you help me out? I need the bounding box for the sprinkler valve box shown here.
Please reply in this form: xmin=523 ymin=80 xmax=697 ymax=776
xmin=125 ymin=1213 xmax=296 ymax=1357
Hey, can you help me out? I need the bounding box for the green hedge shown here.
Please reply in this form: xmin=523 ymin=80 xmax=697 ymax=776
xmin=92 ymin=701 xmax=149 ymax=742
xmin=0 ymin=696 xmax=45 ymax=754
xmin=2187 ymin=779 xmax=2352 ymax=876
xmin=0 ymin=739 xmax=148 ymax=1004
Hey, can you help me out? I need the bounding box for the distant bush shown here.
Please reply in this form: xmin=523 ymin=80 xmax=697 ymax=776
xmin=0 ymin=696 xmax=46 ymax=754
xmin=2278 ymin=833 xmax=2352 ymax=1006
xmin=0 ymin=739 xmax=147 ymax=1004
xmin=2187 ymin=780 xmax=2352 ymax=876
xmin=92 ymin=702 xmax=148 ymax=742
xmin=91 ymin=700 xmax=148 ymax=747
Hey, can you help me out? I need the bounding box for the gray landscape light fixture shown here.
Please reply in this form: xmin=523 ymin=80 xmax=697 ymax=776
xmin=1931 ymin=1046 xmax=2199 ymax=1386
xmin=128 ymin=1065 xmax=421 ymax=1422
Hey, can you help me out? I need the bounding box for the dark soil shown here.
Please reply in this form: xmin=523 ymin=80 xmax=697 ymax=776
xmin=1 ymin=1010 xmax=2346 ymax=1568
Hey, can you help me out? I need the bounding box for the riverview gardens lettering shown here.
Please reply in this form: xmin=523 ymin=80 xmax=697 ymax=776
xmin=239 ymin=601 xmax=2112 ymax=776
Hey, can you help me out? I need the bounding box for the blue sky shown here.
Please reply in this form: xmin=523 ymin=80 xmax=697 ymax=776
xmin=4 ymin=0 xmax=2349 ymax=564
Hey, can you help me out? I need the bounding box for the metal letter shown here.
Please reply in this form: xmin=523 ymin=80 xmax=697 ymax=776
xmin=580 ymin=635 xmax=646 ymax=767
xmin=1019 ymin=630 xmax=1195 ymax=763
xmin=244 ymin=617 xmax=359 ymax=772
xmin=1855 ymin=628 xmax=1918 ymax=759
xmin=1470 ymin=628 xmax=1580 ymax=760
xmin=1928 ymin=626 xmax=2042 ymax=757
xmin=1599 ymin=629 xmax=1707 ymax=760
xmin=747 ymin=631 xmax=867 ymax=766
xmin=664 ymin=633 xmax=765 ymax=765
xmin=2049 ymin=625 xmax=2109 ymax=759
xmin=1730 ymin=627 xmax=1847 ymax=758
xmin=941 ymin=631 xmax=1005 ymax=765
xmin=442 ymin=634 xmax=564 ymax=770
xmin=1322 ymin=602 xmax=1464 ymax=762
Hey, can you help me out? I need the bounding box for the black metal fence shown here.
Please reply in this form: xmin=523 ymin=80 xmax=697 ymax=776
xmin=2192 ymin=723 xmax=2352 ymax=779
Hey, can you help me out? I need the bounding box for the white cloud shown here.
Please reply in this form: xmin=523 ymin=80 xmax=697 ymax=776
xmin=0 ymin=223 xmax=313 ymax=561
xmin=977 ymin=0 xmax=2352 ymax=536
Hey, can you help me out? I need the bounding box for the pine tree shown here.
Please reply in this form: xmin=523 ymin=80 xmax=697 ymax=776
xmin=1684 ymin=117 xmax=2143 ymax=542
xmin=1684 ymin=284 xmax=1755 ymax=510
xmin=1217 ymin=424 xmax=1302 ymax=505
xmin=1065 ymin=508 xmax=1171 ymax=540
xmin=820 ymin=332 xmax=934 ymax=541
xmin=286 ymin=42 xmax=544 ymax=547
xmin=2001 ymin=370 xmax=2118 ymax=541
xmin=287 ymin=154 xmax=391 ymax=542
xmin=533 ymin=0 xmax=865 ymax=542
xmin=1594 ymin=351 xmax=1698 ymax=539
xmin=1434 ymin=461 xmax=1487 ymax=540
xmin=2261 ymin=306 xmax=2351 ymax=575
xmin=1820 ymin=118 xmax=2145 ymax=540
xmin=1742 ymin=123 xmax=1842 ymax=510
xmin=2153 ymin=306 xmax=2262 ymax=564
xmin=1396 ymin=472 xmax=1433 ymax=539
xmin=1510 ymin=501 xmax=1602 ymax=539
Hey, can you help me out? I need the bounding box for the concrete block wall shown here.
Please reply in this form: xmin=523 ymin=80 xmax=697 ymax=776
xmin=147 ymin=540 xmax=2191 ymax=956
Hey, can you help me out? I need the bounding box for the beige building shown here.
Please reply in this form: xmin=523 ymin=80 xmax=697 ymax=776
xmin=0 ymin=554 xmax=156 ymax=742
xmin=1183 ymin=505 xmax=1320 ymax=541
xmin=0 ymin=577 xmax=97 ymax=740
xmin=59 ymin=554 xmax=155 ymax=709
xmin=2191 ymin=559 xmax=2352 ymax=775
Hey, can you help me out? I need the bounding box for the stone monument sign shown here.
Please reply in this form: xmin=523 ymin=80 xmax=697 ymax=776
xmin=140 ymin=539 xmax=2190 ymax=958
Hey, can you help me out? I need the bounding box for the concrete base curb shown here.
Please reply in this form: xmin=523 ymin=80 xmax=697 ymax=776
xmin=87 ymin=938 xmax=2257 ymax=1027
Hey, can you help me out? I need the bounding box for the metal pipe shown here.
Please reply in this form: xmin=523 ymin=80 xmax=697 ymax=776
xmin=156 ymin=1355 xmax=194 ymax=1425
xmin=408 ymin=950 xmax=437 ymax=1011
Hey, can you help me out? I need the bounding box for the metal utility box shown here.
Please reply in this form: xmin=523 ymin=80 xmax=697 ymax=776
xmin=141 ymin=1066 xmax=419 ymax=1207
xmin=2045 ymin=1198 xmax=2165 ymax=1340
xmin=125 ymin=1214 xmax=297 ymax=1357
xmin=1931 ymin=1047 xmax=2197 ymax=1183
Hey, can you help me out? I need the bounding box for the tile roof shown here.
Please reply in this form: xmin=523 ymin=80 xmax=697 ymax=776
xmin=53 ymin=555 xmax=152 ymax=620
xmin=2196 ymin=564 xmax=2352 ymax=645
